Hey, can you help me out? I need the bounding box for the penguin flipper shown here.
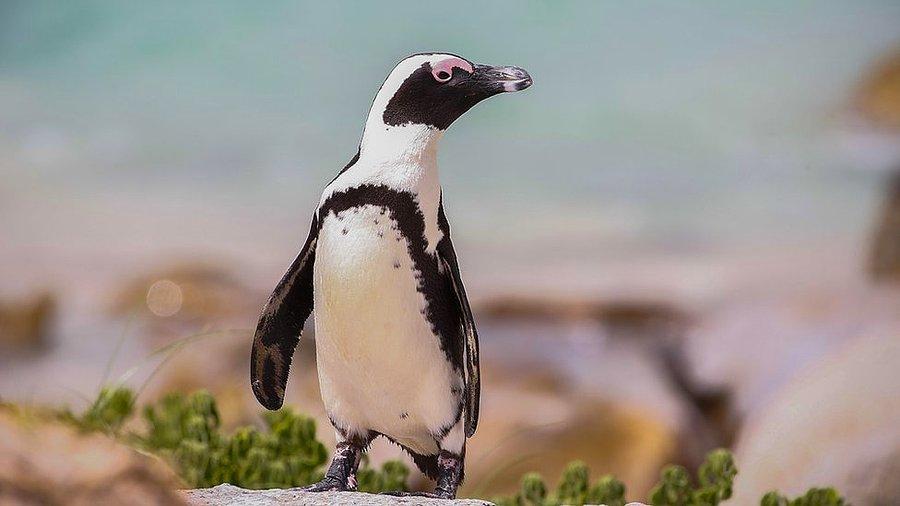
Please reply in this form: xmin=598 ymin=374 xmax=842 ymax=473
xmin=250 ymin=213 xmax=319 ymax=410
xmin=437 ymin=236 xmax=481 ymax=438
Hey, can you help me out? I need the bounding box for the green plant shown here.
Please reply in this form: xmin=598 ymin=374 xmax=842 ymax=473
xmin=521 ymin=472 xmax=549 ymax=505
xmin=588 ymin=475 xmax=627 ymax=506
xmin=557 ymin=461 xmax=590 ymax=505
xmin=495 ymin=449 xmax=733 ymax=506
xmin=134 ymin=390 xmax=328 ymax=488
xmin=59 ymin=386 xmax=135 ymax=434
xmin=493 ymin=461 xmax=626 ymax=506
xmin=493 ymin=449 xmax=848 ymax=506
xmin=58 ymin=386 xmax=408 ymax=492
xmin=649 ymin=448 xmax=736 ymax=506
xmin=760 ymin=487 xmax=846 ymax=506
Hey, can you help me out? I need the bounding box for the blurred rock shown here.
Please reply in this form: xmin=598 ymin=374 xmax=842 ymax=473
xmin=476 ymin=295 xmax=728 ymax=464
xmin=686 ymin=287 xmax=900 ymax=418
xmin=459 ymin=366 xmax=677 ymax=499
xmin=731 ymin=333 xmax=900 ymax=505
xmin=869 ymin=170 xmax=900 ymax=283
xmin=183 ymin=484 xmax=493 ymax=505
xmin=105 ymin=262 xmax=268 ymax=427
xmin=0 ymin=410 xmax=186 ymax=505
xmin=854 ymin=48 xmax=900 ymax=129
xmin=0 ymin=291 xmax=56 ymax=352
xmin=476 ymin=296 xmax=691 ymax=339
xmin=108 ymin=262 xmax=263 ymax=333
xmin=854 ymin=48 xmax=900 ymax=283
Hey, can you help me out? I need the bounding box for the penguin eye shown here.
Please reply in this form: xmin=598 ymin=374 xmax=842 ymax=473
xmin=433 ymin=69 xmax=452 ymax=83
xmin=431 ymin=57 xmax=472 ymax=84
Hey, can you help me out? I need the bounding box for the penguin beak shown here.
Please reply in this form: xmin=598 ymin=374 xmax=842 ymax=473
xmin=469 ymin=64 xmax=533 ymax=95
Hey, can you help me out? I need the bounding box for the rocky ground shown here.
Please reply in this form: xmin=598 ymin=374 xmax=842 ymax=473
xmin=182 ymin=484 xmax=494 ymax=506
xmin=0 ymin=411 xmax=185 ymax=505
xmin=182 ymin=484 xmax=652 ymax=505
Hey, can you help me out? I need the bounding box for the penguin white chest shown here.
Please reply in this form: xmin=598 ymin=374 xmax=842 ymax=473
xmin=312 ymin=204 xmax=459 ymax=452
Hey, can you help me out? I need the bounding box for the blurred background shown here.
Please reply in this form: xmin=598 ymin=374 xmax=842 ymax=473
xmin=2 ymin=1 xmax=900 ymax=503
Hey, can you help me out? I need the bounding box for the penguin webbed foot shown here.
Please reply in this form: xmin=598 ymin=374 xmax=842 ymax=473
xmin=301 ymin=475 xmax=347 ymax=492
xmin=303 ymin=440 xmax=364 ymax=492
xmin=380 ymin=450 xmax=463 ymax=499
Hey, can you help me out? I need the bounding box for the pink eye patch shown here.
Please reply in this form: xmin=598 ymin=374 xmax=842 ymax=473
xmin=431 ymin=57 xmax=473 ymax=82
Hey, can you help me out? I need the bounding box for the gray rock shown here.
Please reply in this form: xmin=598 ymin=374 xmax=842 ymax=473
xmin=182 ymin=484 xmax=494 ymax=506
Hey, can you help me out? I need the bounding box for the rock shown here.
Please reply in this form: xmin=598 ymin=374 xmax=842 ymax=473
xmin=685 ymin=286 xmax=900 ymax=418
xmin=0 ymin=410 xmax=186 ymax=505
xmin=854 ymin=48 xmax=900 ymax=129
xmin=182 ymin=484 xmax=493 ymax=506
xmin=475 ymin=295 xmax=691 ymax=337
xmin=853 ymin=47 xmax=900 ymax=282
xmin=869 ymin=169 xmax=900 ymax=282
xmin=460 ymin=366 xmax=678 ymax=499
xmin=108 ymin=261 xmax=263 ymax=333
xmin=0 ymin=291 xmax=56 ymax=352
xmin=731 ymin=333 xmax=900 ymax=505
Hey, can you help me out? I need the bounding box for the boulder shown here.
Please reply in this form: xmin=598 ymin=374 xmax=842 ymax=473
xmin=731 ymin=333 xmax=900 ymax=504
xmin=108 ymin=261 xmax=263 ymax=333
xmin=869 ymin=170 xmax=900 ymax=282
xmin=0 ymin=291 xmax=56 ymax=352
xmin=854 ymin=48 xmax=900 ymax=129
xmin=0 ymin=410 xmax=186 ymax=505
xmin=183 ymin=484 xmax=493 ymax=506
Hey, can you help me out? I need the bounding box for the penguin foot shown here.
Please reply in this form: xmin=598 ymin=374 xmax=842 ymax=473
xmin=434 ymin=450 xmax=464 ymax=500
xmin=301 ymin=475 xmax=347 ymax=492
xmin=384 ymin=449 xmax=463 ymax=499
xmin=303 ymin=440 xmax=365 ymax=492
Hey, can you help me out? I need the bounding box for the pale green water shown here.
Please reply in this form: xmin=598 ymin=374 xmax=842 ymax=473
xmin=2 ymin=1 xmax=900 ymax=289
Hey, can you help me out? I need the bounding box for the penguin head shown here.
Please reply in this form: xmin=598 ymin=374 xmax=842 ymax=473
xmin=369 ymin=53 xmax=532 ymax=132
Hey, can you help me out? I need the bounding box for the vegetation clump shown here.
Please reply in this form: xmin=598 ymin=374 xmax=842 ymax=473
xmin=59 ymin=386 xmax=406 ymax=491
xmin=648 ymin=448 xmax=736 ymax=506
xmin=138 ymin=391 xmax=328 ymax=488
xmin=760 ymin=487 xmax=847 ymax=506
xmin=60 ymin=386 xmax=136 ymax=433
xmin=494 ymin=459 xmax=629 ymax=506
xmin=494 ymin=448 xmax=845 ymax=506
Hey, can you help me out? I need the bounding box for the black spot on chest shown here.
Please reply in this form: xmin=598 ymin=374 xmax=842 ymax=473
xmin=318 ymin=185 xmax=464 ymax=372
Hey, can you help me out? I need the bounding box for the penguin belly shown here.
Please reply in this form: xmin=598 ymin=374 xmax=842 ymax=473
xmin=313 ymin=204 xmax=461 ymax=455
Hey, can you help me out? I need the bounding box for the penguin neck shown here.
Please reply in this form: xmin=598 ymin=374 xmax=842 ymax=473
xmin=356 ymin=120 xmax=444 ymax=249
xmin=359 ymin=119 xmax=443 ymax=173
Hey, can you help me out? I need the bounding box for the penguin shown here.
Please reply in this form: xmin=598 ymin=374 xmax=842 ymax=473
xmin=249 ymin=52 xmax=532 ymax=499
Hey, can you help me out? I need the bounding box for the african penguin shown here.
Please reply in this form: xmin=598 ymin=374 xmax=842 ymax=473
xmin=250 ymin=53 xmax=532 ymax=499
